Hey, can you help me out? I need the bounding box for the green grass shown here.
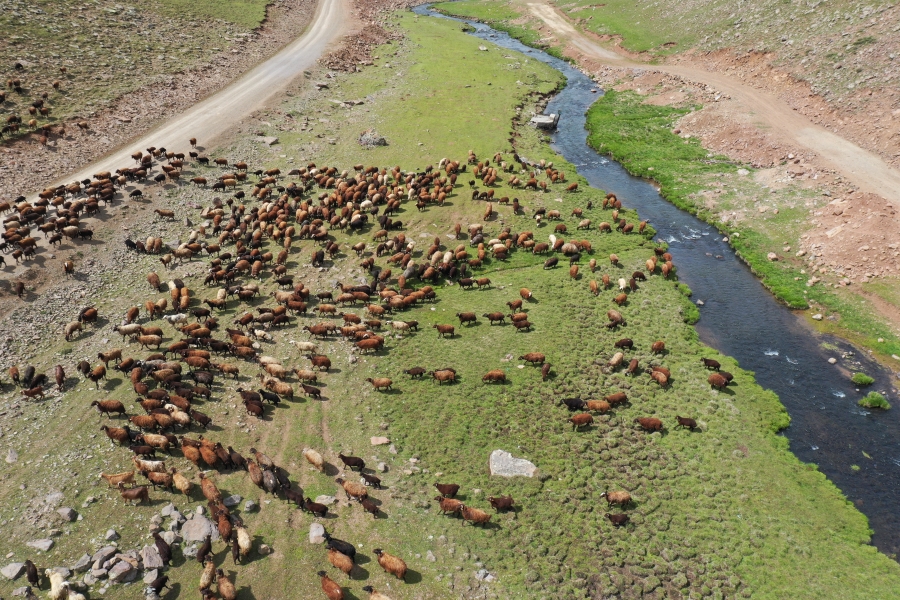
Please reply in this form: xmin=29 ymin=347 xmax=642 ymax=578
xmin=4 ymin=8 xmax=900 ymax=600
xmin=851 ymin=372 xmax=875 ymax=386
xmin=153 ymin=0 xmax=269 ymax=28
xmin=859 ymin=392 xmax=890 ymax=410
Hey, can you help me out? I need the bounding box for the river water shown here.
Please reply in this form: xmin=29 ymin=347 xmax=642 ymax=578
xmin=415 ymin=4 xmax=900 ymax=556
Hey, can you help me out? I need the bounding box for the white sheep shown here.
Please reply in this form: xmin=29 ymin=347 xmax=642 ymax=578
xmin=618 ymin=278 xmax=628 ymax=291
xmin=162 ymin=313 xmax=187 ymax=325
xmin=294 ymin=341 xmax=317 ymax=353
xmin=302 ymin=448 xmax=324 ymax=472
xmin=389 ymin=321 xmax=410 ymax=336
xmin=45 ymin=569 xmax=67 ymax=600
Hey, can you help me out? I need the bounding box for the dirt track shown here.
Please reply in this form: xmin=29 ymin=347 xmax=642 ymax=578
xmin=39 ymin=0 xmax=349 ymax=195
xmin=525 ymin=0 xmax=900 ymax=205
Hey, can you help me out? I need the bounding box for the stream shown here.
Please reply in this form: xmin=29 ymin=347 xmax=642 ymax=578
xmin=415 ymin=4 xmax=900 ymax=556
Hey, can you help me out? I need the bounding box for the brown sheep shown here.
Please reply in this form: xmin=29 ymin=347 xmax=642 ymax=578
xmin=328 ymin=548 xmax=354 ymax=577
xmin=519 ymin=352 xmax=545 ymax=365
xmin=118 ymin=482 xmax=149 ymax=504
xmin=519 ymin=287 xmax=532 ymax=300
xmin=708 ymin=373 xmax=729 ymax=390
xmin=431 ymin=369 xmax=456 ymax=384
xmin=373 ymin=549 xmax=407 ymax=581
xmin=541 ymin=362 xmax=552 ymax=381
xmin=433 ymin=324 xmax=455 ymax=338
xmin=507 ymin=299 xmax=523 ymax=312
xmin=98 ymin=349 xmax=123 ymax=365
xmin=435 ymin=496 xmax=463 ymax=516
xmin=91 ymin=400 xmax=126 ymax=418
xmin=303 ymin=448 xmax=325 ymax=472
xmin=604 ymin=392 xmax=628 ymax=406
xmin=318 ymin=570 xmax=344 ymax=600
xmin=460 ymin=504 xmax=492 ymax=526
xmin=651 ymin=341 xmax=666 ymax=354
xmin=434 ymin=482 xmax=460 ymax=498
xmin=570 ymin=413 xmax=593 ymax=430
xmin=488 ymin=495 xmax=514 ymax=511
xmin=589 ymin=280 xmax=599 ymax=296
xmin=362 ymin=586 xmax=394 ymax=600
xmin=100 ymin=471 xmax=135 ymax=488
xmin=335 ymin=478 xmax=368 ymax=502
xmin=482 ymin=369 xmax=506 ymax=383
xmin=365 ymin=377 xmax=393 ymax=391
xmin=676 ymin=416 xmax=698 ymax=430
xmin=600 ymin=490 xmax=632 ymax=507
xmin=586 ymin=400 xmax=611 ymax=413
xmin=634 ymin=417 xmax=664 ymax=432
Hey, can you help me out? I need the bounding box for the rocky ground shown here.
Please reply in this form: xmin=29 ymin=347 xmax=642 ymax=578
xmin=0 ymin=0 xmax=316 ymax=200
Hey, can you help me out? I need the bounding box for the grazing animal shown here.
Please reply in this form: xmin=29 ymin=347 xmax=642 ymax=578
xmin=435 ymin=496 xmax=464 ymax=516
xmin=362 ymin=585 xmax=395 ymax=600
xmin=701 ymin=357 xmax=721 ymax=371
xmin=488 ymin=495 xmax=514 ymax=511
xmin=327 ymin=547 xmax=355 ymax=577
xmin=606 ymin=513 xmax=630 ymax=527
xmin=519 ymin=352 xmax=545 ymax=365
xmin=676 ymin=416 xmax=698 ymax=430
xmin=338 ymin=453 xmax=365 ymax=471
xmin=303 ymin=448 xmax=325 ymax=472
xmin=600 ymin=490 xmax=632 ymax=507
xmin=460 ymin=504 xmax=492 ymax=526
xmin=570 ymin=413 xmax=594 ymax=430
xmin=365 ymin=377 xmax=393 ymax=391
xmin=373 ymin=548 xmax=407 ymax=581
xmin=708 ymin=373 xmax=729 ymax=390
xmin=482 ymin=369 xmax=506 ymax=383
xmin=117 ymin=482 xmax=149 ymax=504
xmin=318 ymin=570 xmax=344 ymax=600
xmin=634 ymin=417 xmax=664 ymax=432
xmin=434 ymin=482 xmax=460 ymax=498
xmin=335 ymin=477 xmax=368 ymax=502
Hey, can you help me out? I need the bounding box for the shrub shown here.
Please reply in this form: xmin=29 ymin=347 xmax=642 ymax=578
xmin=851 ymin=372 xmax=874 ymax=386
xmin=858 ymin=392 xmax=890 ymax=410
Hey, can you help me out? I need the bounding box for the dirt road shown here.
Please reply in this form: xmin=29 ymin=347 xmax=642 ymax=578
xmin=42 ymin=0 xmax=349 ymax=193
xmin=526 ymin=1 xmax=900 ymax=205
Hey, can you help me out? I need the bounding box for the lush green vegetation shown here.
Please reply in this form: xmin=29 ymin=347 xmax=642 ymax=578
xmin=583 ymin=89 xmax=900 ymax=360
xmin=852 ymin=372 xmax=875 ymax=386
xmin=859 ymin=392 xmax=891 ymax=410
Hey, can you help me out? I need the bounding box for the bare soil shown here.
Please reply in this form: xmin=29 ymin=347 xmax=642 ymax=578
xmin=0 ymin=0 xmax=317 ymax=201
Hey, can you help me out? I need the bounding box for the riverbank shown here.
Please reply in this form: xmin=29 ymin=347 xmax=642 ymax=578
xmin=3 ymin=6 xmax=900 ymax=599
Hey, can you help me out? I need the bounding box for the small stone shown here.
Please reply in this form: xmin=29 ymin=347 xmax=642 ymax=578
xmin=6 ymin=448 xmax=18 ymax=463
xmin=90 ymin=568 xmax=107 ymax=579
xmin=767 ymin=252 xmax=778 ymax=261
xmin=376 ymin=462 xmax=387 ymax=472
xmin=45 ymin=492 xmax=64 ymax=506
xmin=182 ymin=545 xmax=198 ymax=559
xmin=315 ymin=495 xmax=336 ymax=506
xmin=370 ymin=436 xmax=390 ymax=446
xmin=160 ymin=503 xmax=176 ymax=517
xmin=258 ymin=544 xmax=273 ymax=556
xmin=1 ymin=562 xmax=25 ymax=580
xmin=26 ymin=539 xmax=54 ymax=552
xmin=13 ymin=586 xmax=30 ymax=596
xmin=223 ymin=495 xmax=242 ymax=508
xmin=72 ymin=554 xmax=92 ymax=573
xmin=50 ymin=567 xmax=71 ymax=578
xmin=426 ymin=550 xmax=436 ymax=562
xmin=309 ymin=523 xmax=326 ymax=544
xmin=828 ymin=357 xmax=838 ymax=364
xmin=244 ymin=501 xmax=258 ymax=512
xmin=150 ymin=515 xmax=163 ymax=526
xmin=105 ymin=529 xmax=120 ymax=541
xmin=143 ymin=568 xmax=160 ymax=584
xmin=388 ymin=444 xmax=398 ymax=454
xmin=57 ymin=507 xmax=77 ymax=521
xmin=82 ymin=573 xmax=98 ymax=585
xmin=811 ymin=314 xmax=823 ymax=321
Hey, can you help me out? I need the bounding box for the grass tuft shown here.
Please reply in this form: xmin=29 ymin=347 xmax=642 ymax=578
xmin=859 ymin=392 xmax=890 ymax=410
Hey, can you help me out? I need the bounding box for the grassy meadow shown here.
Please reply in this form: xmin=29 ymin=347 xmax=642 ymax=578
xmin=2 ymin=8 xmax=900 ymax=600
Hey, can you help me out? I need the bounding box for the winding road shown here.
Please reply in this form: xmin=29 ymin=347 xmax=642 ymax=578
xmin=45 ymin=0 xmax=349 ymax=193
xmin=525 ymin=0 xmax=900 ymax=205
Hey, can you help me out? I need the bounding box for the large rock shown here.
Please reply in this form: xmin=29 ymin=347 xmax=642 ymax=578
xmin=92 ymin=546 xmax=118 ymax=564
xmin=1 ymin=563 xmax=25 ymax=580
xmin=181 ymin=515 xmax=219 ymax=542
xmin=57 ymin=507 xmax=77 ymax=521
xmin=370 ymin=436 xmax=390 ymax=446
xmin=222 ymin=495 xmax=242 ymax=508
xmin=105 ymin=529 xmax=120 ymax=541
xmin=489 ymin=449 xmax=537 ymax=478
xmin=108 ymin=560 xmax=136 ymax=583
xmin=72 ymin=554 xmax=92 ymax=573
xmin=140 ymin=545 xmax=165 ymax=570
xmin=315 ymin=495 xmax=336 ymax=506
xmin=26 ymin=538 xmax=54 ymax=552
xmin=309 ymin=523 xmax=325 ymax=544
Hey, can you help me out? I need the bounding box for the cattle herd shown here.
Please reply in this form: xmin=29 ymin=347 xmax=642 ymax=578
xmin=1 ymin=138 xmax=730 ymax=599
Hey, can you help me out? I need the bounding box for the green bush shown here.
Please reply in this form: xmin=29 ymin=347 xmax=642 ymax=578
xmin=858 ymin=392 xmax=890 ymax=410
xmin=851 ymin=372 xmax=875 ymax=386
